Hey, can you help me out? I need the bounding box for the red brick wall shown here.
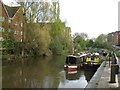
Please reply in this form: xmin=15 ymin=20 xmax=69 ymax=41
xmin=108 ymin=31 xmax=120 ymax=46
xmin=11 ymin=7 xmax=25 ymax=42
xmin=113 ymin=31 xmax=120 ymax=46
xmin=118 ymin=31 xmax=120 ymax=46
xmin=1 ymin=1 xmax=9 ymax=38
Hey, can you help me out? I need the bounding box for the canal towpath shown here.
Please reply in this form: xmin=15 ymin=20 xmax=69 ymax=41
xmin=118 ymin=58 xmax=120 ymax=88
xmin=85 ymin=57 xmax=120 ymax=89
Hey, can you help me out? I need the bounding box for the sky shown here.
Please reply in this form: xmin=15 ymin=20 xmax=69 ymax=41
xmin=2 ymin=0 xmax=120 ymax=38
xmin=60 ymin=0 xmax=120 ymax=38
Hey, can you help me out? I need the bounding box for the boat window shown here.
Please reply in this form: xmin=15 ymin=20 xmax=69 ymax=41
xmin=66 ymin=57 xmax=69 ymax=64
xmin=66 ymin=56 xmax=76 ymax=64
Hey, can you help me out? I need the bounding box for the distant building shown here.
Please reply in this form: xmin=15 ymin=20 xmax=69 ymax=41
xmin=107 ymin=31 xmax=120 ymax=46
xmin=109 ymin=2 xmax=120 ymax=46
xmin=108 ymin=2 xmax=120 ymax=46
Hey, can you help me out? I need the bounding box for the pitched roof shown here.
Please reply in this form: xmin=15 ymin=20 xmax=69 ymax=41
xmin=4 ymin=4 xmax=20 ymax=18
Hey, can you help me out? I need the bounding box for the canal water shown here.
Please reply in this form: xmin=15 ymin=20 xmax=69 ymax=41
xmin=2 ymin=56 xmax=97 ymax=88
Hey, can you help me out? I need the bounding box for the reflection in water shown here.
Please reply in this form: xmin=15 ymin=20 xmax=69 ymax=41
xmin=58 ymin=70 xmax=88 ymax=88
xmin=2 ymin=56 xmax=96 ymax=88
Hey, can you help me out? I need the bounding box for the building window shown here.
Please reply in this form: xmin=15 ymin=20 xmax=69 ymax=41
xmin=0 ymin=27 xmax=2 ymax=32
xmin=0 ymin=27 xmax=4 ymax=32
xmin=112 ymin=34 xmax=114 ymax=36
xmin=8 ymin=18 xmax=12 ymax=23
xmin=21 ymin=31 xmax=23 ymax=35
xmin=14 ymin=30 xmax=19 ymax=35
xmin=8 ymin=29 xmax=11 ymax=33
xmin=0 ymin=16 xmax=4 ymax=22
xmin=14 ymin=22 xmax=18 ymax=26
xmin=21 ymin=23 xmax=23 ymax=27
xmin=2 ymin=28 xmax=4 ymax=32
xmin=16 ymin=30 xmax=19 ymax=35
xmin=21 ymin=39 xmax=22 ymax=42
xmin=14 ymin=30 xmax=17 ymax=34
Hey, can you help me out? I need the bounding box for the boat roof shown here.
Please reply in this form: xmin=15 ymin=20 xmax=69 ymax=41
xmin=67 ymin=54 xmax=88 ymax=58
xmin=80 ymin=54 xmax=87 ymax=57
xmin=92 ymin=53 xmax=99 ymax=56
xmin=66 ymin=55 xmax=80 ymax=58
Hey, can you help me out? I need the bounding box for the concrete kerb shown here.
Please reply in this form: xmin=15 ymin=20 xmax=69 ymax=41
xmin=85 ymin=59 xmax=119 ymax=89
xmin=85 ymin=61 xmax=107 ymax=89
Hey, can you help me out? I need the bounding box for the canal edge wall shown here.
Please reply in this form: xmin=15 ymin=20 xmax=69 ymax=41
xmin=85 ymin=61 xmax=107 ymax=89
xmin=85 ymin=61 xmax=119 ymax=89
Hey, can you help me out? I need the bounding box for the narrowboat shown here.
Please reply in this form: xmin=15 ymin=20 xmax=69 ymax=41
xmin=83 ymin=53 xmax=101 ymax=70
xmin=64 ymin=55 xmax=83 ymax=71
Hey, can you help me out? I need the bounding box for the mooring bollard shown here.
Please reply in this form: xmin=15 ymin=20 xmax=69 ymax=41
xmin=110 ymin=64 xmax=116 ymax=83
xmin=110 ymin=64 xmax=119 ymax=83
xmin=115 ymin=64 xmax=119 ymax=74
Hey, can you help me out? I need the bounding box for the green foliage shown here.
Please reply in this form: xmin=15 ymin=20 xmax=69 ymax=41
xmin=2 ymin=39 xmax=15 ymax=49
xmin=50 ymin=39 xmax=63 ymax=55
xmin=24 ymin=23 xmax=51 ymax=56
xmin=73 ymin=32 xmax=88 ymax=52
xmin=34 ymin=25 xmax=51 ymax=55
xmin=93 ymin=34 xmax=108 ymax=49
xmin=16 ymin=1 xmax=72 ymax=56
xmin=73 ymin=33 xmax=112 ymax=53
xmin=86 ymin=39 xmax=94 ymax=48
xmin=49 ymin=21 xmax=72 ymax=55
xmin=50 ymin=21 xmax=63 ymax=37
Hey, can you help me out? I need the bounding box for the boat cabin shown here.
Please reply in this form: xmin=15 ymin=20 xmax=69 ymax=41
xmin=64 ymin=55 xmax=83 ymax=71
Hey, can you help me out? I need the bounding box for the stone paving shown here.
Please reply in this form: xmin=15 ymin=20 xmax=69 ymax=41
xmin=85 ymin=60 xmax=120 ymax=89
xmin=117 ymin=58 xmax=120 ymax=88
xmin=97 ymin=61 xmax=119 ymax=89
xmin=0 ymin=68 xmax=1 ymax=89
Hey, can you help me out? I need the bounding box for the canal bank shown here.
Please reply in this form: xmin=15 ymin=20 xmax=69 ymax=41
xmin=85 ymin=60 xmax=120 ymax=89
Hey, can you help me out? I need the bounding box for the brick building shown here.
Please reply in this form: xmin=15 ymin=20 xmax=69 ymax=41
xmin=107 ymin=31 xmax=120 ymax=46
xmin=0 ymin=0 xmax=25 ymax=42
xmin=0 ymin=0 xmax=9 ymax=40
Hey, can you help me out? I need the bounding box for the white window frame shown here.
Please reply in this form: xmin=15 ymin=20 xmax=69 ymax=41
xmin=0 ymin=27 xmax=4 ymax=32
xmin=21 ymin=38 xmax=22 ymax=42
xmin=16 ymin=30 xmax=19 ymax=35
xmin=21 ymin=31 xmax=23 ymax=35
xmin=14 ymin=22 xmax=18 ymax=26
xmin=14 ymin=30 xmax=17 ymax=34
xmin=0 ymin=16 xmax=4 ymax=22
xmin=21 ymin=23 xmax=23 ymax=27
xmin=8 ymin=18 xmax=12 ymax=23
xmin=8 ymin=29 xmax=11 ymax=33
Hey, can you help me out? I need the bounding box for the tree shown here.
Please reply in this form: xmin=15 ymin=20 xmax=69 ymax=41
xmin=93 ymin=34 xmax=108 ymax=48
xmin=15 ymin=0 xmax=72 ymax=56
xmin=73 ymin=32 xmax=88 ymax=52
xmin=49 ymin=21 xmax=69 ymax=55
xmin=86 ymin=39 xmax=94 ymax=48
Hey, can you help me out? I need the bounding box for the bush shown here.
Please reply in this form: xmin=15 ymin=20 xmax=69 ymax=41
xmin=2 ymin=39 xmax=15 ymax=49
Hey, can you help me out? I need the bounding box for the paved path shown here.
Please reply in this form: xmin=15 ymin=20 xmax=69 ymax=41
xmin=0 ymin=60 xmax=2 ymax=89
xmin=117 ymin=58 xmax=120 ymax=88
xmin=97 ymin=61 xmax=119 ymax=89
xmin=85 ymin=60 xmax=120 ymax=89
xmin=96 ymin=55 xmax=120 ymax=89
